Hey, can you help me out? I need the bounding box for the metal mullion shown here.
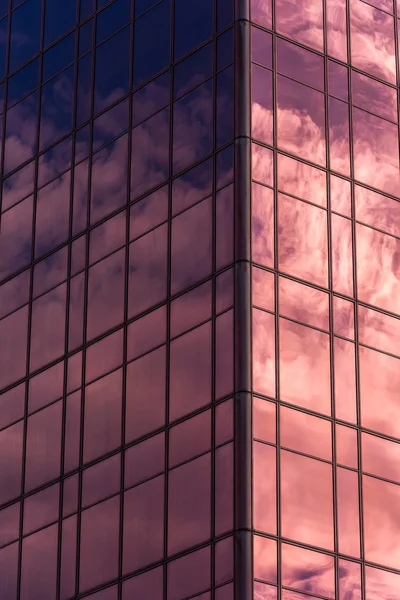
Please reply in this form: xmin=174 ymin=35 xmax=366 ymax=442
xmin=74 ymin=4 xmax=97 ymax=596
xmin=270 ymin=4 xmax=283 ymax=595
xmin=211 ymin=0 xmax=218 ymax=596
xmin=56 ymin=1 xmax=81 ymax=596
xmin=323 ymin=0 xmax=340 ymax=592
xmin=0 ymin=0 xmax=12 ymax=219
xmin=345 ymin=0 xmax=365 ymax=597
xmin=117 ymin=0 xmax=134 ymax=596
xmin=233 ymin=1 xmax=253 ymax=599
xmin=16 ymin=0 xmax=45 ymax=596
xmin=163 ymin=0 xmax=175 ymax=597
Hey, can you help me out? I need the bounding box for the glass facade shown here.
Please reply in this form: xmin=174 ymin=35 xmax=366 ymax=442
xmin=0 ymin=0 xmax=236 ymax=598
xmin=251 ymin=0 xmax=400 ymax=599
xmin=0 ymin=0 xmax=399 ymax=599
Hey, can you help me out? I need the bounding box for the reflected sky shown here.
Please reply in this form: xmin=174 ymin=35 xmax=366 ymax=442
xmin=251 ymin=0 xmax=400 ymax=597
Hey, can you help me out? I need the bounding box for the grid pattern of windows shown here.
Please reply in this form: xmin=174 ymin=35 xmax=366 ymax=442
xmin=0 ymin=0 xmax=237 ymax=598
xmin=251 ymin=0 xmax=400 ymax=598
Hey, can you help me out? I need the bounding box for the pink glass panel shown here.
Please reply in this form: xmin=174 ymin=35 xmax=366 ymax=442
xmin=336 ymin=424 xmax=358 ymax=468
xmin=280 ymin=406 xmax=332 ymax=461
xmin=125 ymin=347 xmax=166 ymax=441
xmin=281 ymin=543 xmax=335 ymax=598
xmin=279 ymin=276 xmax=329 ymax=330
xmin=252 ymin=27 xmax=272 ymax=68
xmin=362 ymin=432 xmax=400 ymax=483
xmin=254 ymin=582 xmax=277 ymax=599
xmin=363 ymin=474 xmax=400 ymax=570
xmin=278 ymin=153 xmax=326 ymax=208
xmin=329 ymin=97 xmax=350 ymax=177
xmin=275 ymin=0 xmax=323 ymax=51
xmin=124 ymin=432 xmax=164 ymax=488
xmin=253 ymin=441 xmax=277 ymax=534
xmin=252 ymin=183 xmax=274 ymax=268
xmin=127 ymin=306 xmax=166 ymax=361
xmin=123 ymin=476 xmax=164 ymax=572
xmin=355 ymin=183 xmax=400 ymax=238
xmin=277 ymin=38 xmax=324 ymax=90
xmin=338 ymin=559 xmax=361 ymax=600
xmin=328 ymin=61 xmax=348 ymax=101
xmin=357 ymin=222 xmax=400 ymax=315
xmin=350 ymin=0 xmax=396 ymax=84
xmin=331 ymin=214 xmax=354 ymax=296
xmin=360 ymin=345 xmax=400 ymax=438
xmin=253 ymin=309 xmax=276 ymax=398
xmin=167 ymin=546 xmax=210 ymax=600
xmin=326 ymin=0 xmax=347 ymax=62
xmin=168 ymin=454 xmax=211 ymax=555
xmin=252 ymin=65 xmax=273 ymax=146
xmin=333 ymin=296 xmax=354 ymax=339
xmin=215 ymin=442 xmax=234 ymax=535
xmin=253 ymin=535 xmax=277 ymax=584
xmin=169 ymin=322 xmax=212 ymax=421
xmin=337 ymin=467 xmax=360 ymax=557
xmin=365 ymin=565 xmax=400 ymax=599
xmin=279 ymin=318 xmax=331 ymax=415
xmin=334 ymin=338 xmax=357 ymax=424
xmin=359 ymin=304 xmax=400 ymax=357
xmin=353 ymin=108 xmax=399 ymax=197
xmin=330 ymin=174 xmax=351 ymax=217
xmin=83 ymin=369 xmax=122 ymax=463
xmin=252 ymin=145 xmax=274 ymax=188
xmin=277 ymin=76 xmax=326 ymax=167
xmin=352 ymin=70 xmax=397 ymax=122
xmin=252 ymin=267 xmax=275 ymax=312
xmin=79 ymin=497 xmax=120 ymax=592
xmin=281 ymin=451 xmax=334 ymax=550
xmin=253 ymin=397 xmax=276 ymax=444
xmin=251 ymin=0 xmax=272 ymax=29
xmin=278 ymin=194 xmax=328 ymax=287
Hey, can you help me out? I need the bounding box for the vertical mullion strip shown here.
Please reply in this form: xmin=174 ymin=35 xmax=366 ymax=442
xmin=56 ymin=1 xmax=81 ymax=598
xmin=117 ymin=2 xmax=134 ymax=599
xmin=164 ymin=0 xmax=175 ymax=597
xmin=345 ymin=0 xmax=365 ymax=598
xmin=0 ymin=0 xmax=11 ymax=216
xmin=271 ymin=2 xmax=281 ymax=598
xmin=323 ymin=1 xmax=340 ymax=596
xmin=17 ymin=0 xmax=46 ymax=598
xmin=233 ymin=0 xmax=252 ymax=599
xmin=211 ymin=0 xmax=218 ymax=597
xmin=75 ymin=1 xmax=97 ymax=595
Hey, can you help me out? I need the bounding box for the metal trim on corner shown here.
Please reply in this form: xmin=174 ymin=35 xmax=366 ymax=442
xmin=233 ymin=1 xmax=253 ymax=599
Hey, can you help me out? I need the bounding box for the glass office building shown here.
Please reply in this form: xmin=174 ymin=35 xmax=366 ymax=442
xmin=0 ymin=0 xmax=399 ymax=598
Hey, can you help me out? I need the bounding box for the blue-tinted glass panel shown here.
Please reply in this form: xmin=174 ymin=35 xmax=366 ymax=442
xmin=7 ymin=59 xmax=39 ymax=107
xmin=133 ymin=0 xmax=170 ymax=87
xmin=42 ymin=32 xmax=75 ymax=82
xmin=80 ymin=0 xmax=94 ymax=20
xmin=79 ymin=19 xmax=93 ymax=57
xmin=76 ymin=53 xmax=92 ymax=125
xmin=40 ymin=66 xmax=74 ymax=150
xmin=217 ymin=0 xmax=234 ymax=31
xmin=0 ymin=1 xmax=7 ymax=19
xmin=132 ymin=71 xmax=169 ymax=126
xmin=174 ymin=0 xmax=213 ymax=60
xmin=174 ymin=43 xmax=212 ymax=100
xmin=216 ymin=66 xmax=234 ymax=147
xmin=44 ymin=0 xmax=77 ymax=47
xmin=0 ymin=17 xmax=7 ymax=80
xmin=217 ymin=28 xmax=233 ymax=71
xmin=10 ymin=0 xmax=42 ymax=72
xmin=96 ymin=0 xmax=131 ymax=45
xmin=134 ymin=0 xmax=160 ymax=16
xmin=94 ymin=27 xmax=130 ymax=114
